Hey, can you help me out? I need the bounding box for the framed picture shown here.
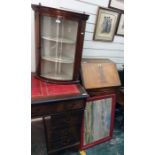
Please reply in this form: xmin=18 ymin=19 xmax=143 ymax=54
xmin=116 ymin=14 xmax=124 ymax=36
xmin=109 ymin=0 xmax=124 ymax=11
xmin=80 ymin=94 xmax=116 ymax=149
xmin=93 ymin=7 xmax=120 ymax=41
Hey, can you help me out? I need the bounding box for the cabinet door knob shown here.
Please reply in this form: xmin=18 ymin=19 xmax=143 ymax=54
xmin=81 ymin=32 xmax=84 ymax=35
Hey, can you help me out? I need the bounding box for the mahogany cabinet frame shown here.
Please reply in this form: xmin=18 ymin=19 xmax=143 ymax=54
xmin=32 ymin=4 xmax=89 ymax=84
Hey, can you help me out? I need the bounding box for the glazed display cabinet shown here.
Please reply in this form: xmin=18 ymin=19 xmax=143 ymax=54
xmin=32 ymin=5 xmax=89 ymax=83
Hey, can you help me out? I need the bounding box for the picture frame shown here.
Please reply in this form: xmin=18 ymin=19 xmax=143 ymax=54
xmin=80 ymin=94 xmax=116 ymax=149
xmin=109 ymin=0 xmax=124 ymax=11
xmin=116 ymin=14 xmax=124 ymax=36
xmin=93 ymin=7 xmax=120 ymax=42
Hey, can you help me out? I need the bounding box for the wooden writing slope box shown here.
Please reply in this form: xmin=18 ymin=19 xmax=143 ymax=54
xmin=80 ymin=59 xmax=121 ymax=150
xmin=31 ymin=75 xmax=88 ymax=154
xmin=81 ymin=59 xmax=121 ymax=91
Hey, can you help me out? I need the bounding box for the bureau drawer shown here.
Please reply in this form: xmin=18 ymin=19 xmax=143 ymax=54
xmin=32 ymin=99 xmax=85 ymax=117
xmin=50 ymin=109 xmax=83 ymax=129
xmin=48 ymin=136 xmax=79 ymax=150
xmin=43 ymin=109 xmax=83 ymax=152
xmin=44 ymin=109 xmax=83 ymax=137
xmin=46 ymin=125 xmax=80 ymax=150
xmin=48 ymin=125 xmax=80 ymax=142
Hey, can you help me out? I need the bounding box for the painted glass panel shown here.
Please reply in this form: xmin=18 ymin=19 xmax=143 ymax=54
xmin=84 ymin=98 xmax=112 ymax=145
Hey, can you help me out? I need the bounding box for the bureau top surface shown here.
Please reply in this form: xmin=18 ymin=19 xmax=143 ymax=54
xmin=31 ymin=76 xmax=88 ymax=104
xmin=81 ymin=59 xmax=121 ymax=89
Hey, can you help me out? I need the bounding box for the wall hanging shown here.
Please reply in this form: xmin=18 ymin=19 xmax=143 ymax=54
xmin=93 ymin=7 xmax=120 ymax=42
xmin=109 ymin=0 xmax=124 ymax=11
xmin=116 ymin=14 xmax=124 ymax=36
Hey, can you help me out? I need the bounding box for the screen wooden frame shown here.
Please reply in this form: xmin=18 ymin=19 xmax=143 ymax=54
xmin=80 ymin=94 xmax=116 ymax=150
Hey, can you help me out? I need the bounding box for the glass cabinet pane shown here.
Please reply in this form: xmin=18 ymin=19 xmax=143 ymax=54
xmin=40 ymin=15 xmax=78 ymax=80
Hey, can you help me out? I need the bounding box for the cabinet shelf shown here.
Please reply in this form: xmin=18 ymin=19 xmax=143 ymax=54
xmin=42 ymin=36 xmax=75 ymax=44
xmin=42 ymin=56 xmax=74 ymax=63
xmin=41 ymin=73 xmax=72 ymax=80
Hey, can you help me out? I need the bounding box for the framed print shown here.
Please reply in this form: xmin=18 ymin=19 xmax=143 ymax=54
xmin=93 ymin=7 xmax=119 ymax=42
xmin=109 ymin=0 xmax=124 ymax=11
xmin=81 ymin=94 xmax=116 ymax=149
xmin=117 ymin=14 xmax=124 ymax=36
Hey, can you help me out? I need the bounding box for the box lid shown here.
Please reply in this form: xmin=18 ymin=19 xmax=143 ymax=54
xmin=81 ymin=59 xmax=121 ymax=89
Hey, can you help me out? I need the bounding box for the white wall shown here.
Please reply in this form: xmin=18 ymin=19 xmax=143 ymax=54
xmin=31 ymin=0 xmax=124 ymax=72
